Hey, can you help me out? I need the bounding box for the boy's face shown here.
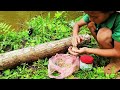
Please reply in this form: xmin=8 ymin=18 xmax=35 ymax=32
xmin=84 ymin=11 xmax=111 ymax=24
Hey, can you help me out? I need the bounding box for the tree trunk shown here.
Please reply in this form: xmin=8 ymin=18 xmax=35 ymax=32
xmin=0 ymin=34 xmax=91 ymax=70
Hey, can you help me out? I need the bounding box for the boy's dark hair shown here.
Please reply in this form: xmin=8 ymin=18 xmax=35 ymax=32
xmin=101 ymin=11 xmax=116 ymax=13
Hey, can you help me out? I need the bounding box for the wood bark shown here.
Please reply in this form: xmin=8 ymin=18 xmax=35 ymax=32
xmin=0 ymin=34 xmax=91 ymax=70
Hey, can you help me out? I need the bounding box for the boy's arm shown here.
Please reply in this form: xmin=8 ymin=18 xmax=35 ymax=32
xmin=72 ymin=19 xmax=88 ymax=47
xmin=85 ymin=41 xmax=120 ymax=57
xmin=73 ymin=18 xmax=87 ymax=36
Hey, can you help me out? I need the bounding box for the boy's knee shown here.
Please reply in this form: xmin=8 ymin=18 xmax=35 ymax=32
xmin=97 ymin=27 xmax=112 ymax=44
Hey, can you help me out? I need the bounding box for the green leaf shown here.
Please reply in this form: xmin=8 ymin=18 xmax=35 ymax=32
xmin=4 ymin=69 xmax=11 ymax=76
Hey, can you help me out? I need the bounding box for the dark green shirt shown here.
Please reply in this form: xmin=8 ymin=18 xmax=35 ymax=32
xmin=83 ymin=12 xmax=120 ymax=42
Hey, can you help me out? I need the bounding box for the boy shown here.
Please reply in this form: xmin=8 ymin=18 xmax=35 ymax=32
xmin=68 ymin=11 xmax=120 ymax=74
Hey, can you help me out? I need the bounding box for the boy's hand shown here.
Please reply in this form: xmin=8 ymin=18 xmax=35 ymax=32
xmin=68 ymin=46 xmax=79 ymax=56
xmin=74 ymin=47 xmax=87 ymax=54
xmin=72 ymin=46 xmax=78 ymax=51
xmin=72 ymin=35 xmax=83 ymax=47
xmin=68 ymin=46 xmax=87 ymax=55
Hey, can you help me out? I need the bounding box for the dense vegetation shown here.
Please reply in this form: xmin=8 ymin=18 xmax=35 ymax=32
xmin=0 ymin=11 xmax=119 ymax=79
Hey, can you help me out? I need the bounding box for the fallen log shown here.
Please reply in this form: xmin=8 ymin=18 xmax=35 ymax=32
xmin=0 ymin=34 xmax=91 ymax=70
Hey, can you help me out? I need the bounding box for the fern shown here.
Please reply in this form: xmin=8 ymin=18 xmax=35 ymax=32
xmin=0 ymin=22 xmax=14 ymax=34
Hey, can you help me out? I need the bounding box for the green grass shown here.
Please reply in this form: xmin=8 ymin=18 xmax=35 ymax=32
xmin=0 ymin=11 xmax=119 ymax=79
